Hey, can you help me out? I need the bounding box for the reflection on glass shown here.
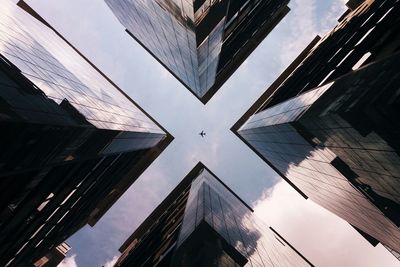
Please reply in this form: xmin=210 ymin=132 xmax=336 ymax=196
xmin=175 ymin=169 xmax=312 ymax=267
xmin=105 ymin=0 xmax=289 ymax=100
xmin=0 ymin=2 xmax=170 ymax=266
xmin=239 ymin=53 xmax=400 ymax=253
xmin=0 ymin=0 xmax=163 ymax=134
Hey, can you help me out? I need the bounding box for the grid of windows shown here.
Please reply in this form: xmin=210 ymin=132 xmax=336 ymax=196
xmin=105 ymin=0 xmax=289 ymax=101
xmin=239 ymin=53 xmax=400 ymax=253
xmin=176 ymin=169 xmax=312 ymax=267
xmin=116 ymin=185 xmax=190 ymax=266
xmin=115 ymin=164 xmax=312 ymax=267
xmin=106 ymin=0 xmax=203 ymax=95
xmin=262 ymin=0 xmax=400 ymax=109
xmin=0 ymin=2 xmax=171 ymax=266
xmin=0 ymin=1 xmax=164 ymax=134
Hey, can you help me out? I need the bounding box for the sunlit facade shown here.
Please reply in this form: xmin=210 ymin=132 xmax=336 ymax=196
xmin=105 ymin=0 xmax=290 ymax=103
xmin=235 ymin=0 xmax=400 ymax=256
xmin=115 ymin=163 xmax=313 ymax=267
xmin=0 ymin=1 xmax=172 ymax=266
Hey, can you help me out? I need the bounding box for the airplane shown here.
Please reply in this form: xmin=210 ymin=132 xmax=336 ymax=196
xmin=199 ymin=131 xmax=206 ymax=138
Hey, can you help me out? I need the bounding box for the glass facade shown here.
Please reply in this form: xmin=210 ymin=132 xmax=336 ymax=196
xmin=0 ymin=0 xmax=163 ymax=136
xmin=106 ymin=0 xmax=203 ymax=95
xmin=175 ymin=168 xmax=312 ymax=267
xmin=116 ymin=163 xmax=313 ymax=267
xmin=105 ymin=0 xmax=289 ymax=102
xmin=0 ymin=2 xmax=171 ymax=266
xmin=261 ymin=0 xmax=399 ymax=109
xmin=239 ymin=53 xmax=400 ymax=254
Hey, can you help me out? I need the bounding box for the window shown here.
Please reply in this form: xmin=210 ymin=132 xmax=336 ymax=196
xmin=352 ymin=52 xmax=371 ymax=70
xmin=377 ymin=7 xmax=394 ymax=23
xmin=29 ymin=224 xmax=45 ymax=240
xmin=355 ymin=27 xmax=375 ymax=46
xmin=318 ymin=70 xmax=335 ymax=86
xmin=60 ymin=189 xmax=76 ymax=205
xmin=37 ymin=193 xmax=54 ymax=212
xmin=337 ymin=49 xmax=354 ymax=67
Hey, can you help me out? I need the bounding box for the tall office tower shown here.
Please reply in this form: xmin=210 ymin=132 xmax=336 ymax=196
xmin=114 ymin=162 xmax=313 ymax=267
xmin=105 ymin=0 xmax=290 ymax=104
xmin=0 ymin=1 xmax=173 ymax=266
xmin=33 ymin=243 xmax=71 ymax=267
xmin=233 ymin=0 xmax=400 ymax=255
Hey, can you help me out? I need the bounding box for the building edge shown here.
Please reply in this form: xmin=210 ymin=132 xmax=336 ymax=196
xmin=119 ymin=161 xmax=253 ymax=253
xmin=269 ymin=227 xmax=315 ymax=267
xmin=16 ymin=0 xmax=175 ymax=226
xmin=201 ymin=5 xmax=291 ymax=104
xmin=229 ymin=36 xmax=321 ymax=199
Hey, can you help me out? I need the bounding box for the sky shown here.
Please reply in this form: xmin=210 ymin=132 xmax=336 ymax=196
xmin=23 ymin=0 xmax=400 ymax=266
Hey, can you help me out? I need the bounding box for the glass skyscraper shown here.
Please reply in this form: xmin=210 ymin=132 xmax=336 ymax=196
xmin=115 ymin=163 xmax=314 ymax=267
xmin=105 ymin=0 xmax=290 ymax=103
xmin=385 ymin=245 xmax=400 ymax=261
xmin=32 ymin=242 xmax=71 ymax=267
xmin=0 ymin=1 xmax=172 ymax=266
xmin=234 ymin=0 xmax=400 ymax=256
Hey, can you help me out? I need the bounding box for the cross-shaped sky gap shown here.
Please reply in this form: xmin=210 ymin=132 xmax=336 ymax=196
xmin=23 ymin=0 xmax=400 ymax=266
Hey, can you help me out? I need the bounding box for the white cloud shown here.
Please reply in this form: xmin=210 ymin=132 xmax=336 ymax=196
xmin=28 ymin=0 xmax=399 ymax=266
xmin=279 ymin=0 xmax=319 ymax=67
xmin=103 ymin=255 xmax=119 ymax=267
xmin=279 ymin=0 xmax=347 ymax=69
xmin=318 ymin=1 xmax=347 ymax=34
xmin=253 ymin=181 xmax=400 ymax=267
xmin=57 ymin=255 xmax=78 ymax=267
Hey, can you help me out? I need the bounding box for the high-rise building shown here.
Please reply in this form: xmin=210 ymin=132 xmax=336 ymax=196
xmin=0 ymin=1 xmax=173 ymax=266
xmin=105 ymin=0 xmax=290 ymax=103
xmin=33 ymin=243 xmax=71 ymax=267
xmin=233 ymin=0 xmax=400 ymax=255
xmin=115 ymin=162 xmax=314 ymax=267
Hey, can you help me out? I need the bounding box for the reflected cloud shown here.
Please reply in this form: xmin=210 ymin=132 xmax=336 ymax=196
xmin=22 ymin=0 xmax=400 ymax=266
xmin=0 ymin=0 xmax=163 ymax=134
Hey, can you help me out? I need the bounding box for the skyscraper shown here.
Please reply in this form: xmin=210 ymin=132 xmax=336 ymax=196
xmin=105 ymin=0 xmax=290 ymax=103
xmin=115 ymin=162 xmax=313 ymax=267
xmin=233 ymin=0 xmax=400 ymax=255
xmin=0 ymin=1 xmax=172 ymax=266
